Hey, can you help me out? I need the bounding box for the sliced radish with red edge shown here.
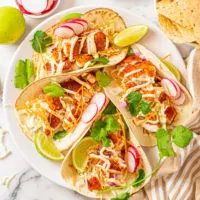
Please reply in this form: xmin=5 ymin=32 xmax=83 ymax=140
xmin=81 ymin=103 xmax=98 ymax=123
xmin=68 ymin=19 xmax=88 ymax=31
xmin=21 ymin=0 xmax=47 ymax=14
xmin=54 ymin=26 xmax=75 ymax=38
xmin=91 ymin=92 xmax=107 ymax=112
xmin=161 ymin=78 xmax=181 ymax=99
xmin=64 ymin=22 xmax=84 ymax=35
xmin=128 ymin=151 xmax=138 ymax=173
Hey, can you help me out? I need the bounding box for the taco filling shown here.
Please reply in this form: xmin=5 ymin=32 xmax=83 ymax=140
xmin=15 ymin=72 xmax=107 ymax=152
xmin=61 ymin=108 xmax=151 ymax=198
xmin=33 ymin=8 xmax=128 ymax=80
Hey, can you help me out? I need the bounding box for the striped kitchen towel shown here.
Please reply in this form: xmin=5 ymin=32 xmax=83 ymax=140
xmin=130 ymin=134 xmax=200 ymax=200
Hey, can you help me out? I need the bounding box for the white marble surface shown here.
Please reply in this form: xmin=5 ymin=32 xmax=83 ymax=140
xmin=0 ymin=0 xmax=192 ymax=200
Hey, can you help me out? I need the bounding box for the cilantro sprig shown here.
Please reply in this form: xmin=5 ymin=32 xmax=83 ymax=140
xmin=127 ymin=91 xmax=151 ymax=116
xmin=155 ymin=128 xmax=175 ymax=158
xmin=91 ymin=116 xmax=121 ymax=147
xmin=53 ymin=131 xmax=67 ymax=140
xmin=31 ymin=30 xmax=52 ymax=53
xmin=111 ymin=192 xmax=130 ymax=200
xmin=91 ymin=56 xmax=109 ymax=65
xmin=43 ymin=84 xmax=65 ymax=98
xmin=172 ymin=125 xmax=193 ymax=148
xmin=103 ymin=101 xmax=117 ymax=115
xmin=98 ymin=125 xmax=193 ymax=194
xmin=127 ymin=46 xmax=134 ymax=56
xmin=96 ymin=70 xmax=112 ymax=87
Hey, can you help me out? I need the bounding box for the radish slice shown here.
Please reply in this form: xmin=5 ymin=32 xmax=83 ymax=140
xmin=81 ymin=103 xmax=98 ymax=123
xmin=169 ymin=79 xmax=181 ymax=99
xmin=44 ymin=0 xmax=54 ymax=11
xmin=128 ymin=151 xmax=137 ymax=173
xmin=128 ymin=145 xmax=140 ymax=160
xmin=54 ymin=26 xmax=75 ymax=38
xmin=68 ymin=19 xmax=88 ymax=31
xmin=21 ymin=0 xmax=47 ymax=13
xmin=161 ymin=78 xmax=181 ymax=99
xmin=174 ymin=92 xmax=186 ymax=105
xmin=65 ymin=22 xmax=84 ymax=35
xmin=91 ymin=92 xmax=107 ymax=112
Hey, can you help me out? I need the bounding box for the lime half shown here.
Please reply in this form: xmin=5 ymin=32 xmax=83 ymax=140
xmin=162 ymin=60 xmax=181 ymax=81
xmin=59 ymin=13 xmax=82 ymax=22
xmin=114 ymin=24 xmax=148 ymax=47
xmin=72 ymin=137 xmax=98 ymax=172
xmin=34 ymin=131 xmax=64 ymax=161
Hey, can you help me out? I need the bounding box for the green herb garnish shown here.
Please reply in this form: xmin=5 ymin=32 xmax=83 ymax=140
xmin=172 ymin=125 xmax=193 ymax=148
xmin=14 ymin=75 xmax=28 ymax=89
xmin=132 ymin=169 xmax=145 ymax=188
xmin=14 ymin=59 xmax=34 ymax=89
xmin=91 ymin=116 xmax=120 ymax=147
xmin=103 ymin=101 xmax=117 ymax=115
xmin=96 ymin=71 xmax=112 ymax=87
xmin=91 ymin=56 xmax=109 ymax=65
xmin=25 ymin=59 xmax=34 ymax=83
xmin=155 ymin=128 xmax=175 ymax=158
xmin=43 ymin=84 xmax=65 ymax=98
xmin=31 ymin=30 xmax=52 ymax=53
xmin=127 ymin=91 xmax=151 ymax=116
xmin=127 ymin=46 xmax=134 ymax=55
xmin=111 ymin=192 xmax=130 ymax=200
xmin=53 ymin=131 xmax=67 ymax=140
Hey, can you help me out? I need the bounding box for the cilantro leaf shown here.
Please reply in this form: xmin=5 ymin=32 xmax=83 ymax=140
xmin=132 ymin=169 xmax=145 ymax=188
xmin=91 ymin=116 xmax=121 ymax=147
xmin=111 ymin=192 xmax=130 ymax=200
xmin=127 ymin=91 xmax=142 ymax=104
xmin=91 ymin=121 xmax=106 ymax=142
xmin=96 ymin=71 xmax=112 ymax=87
xmin=127 ymin=46 xmax=134 ymax=56
xmin=103 ymin=101 xmax=117 ymax=114
xmin=128 ymin=103 xmax=140 ymax=116
xmin=155 ymin=128 xmax=175 ymax=158
xmin=140 ymin=100 xmax=151 ymax=115
xmin=43 ymin=84 xmax=65 ymax=98
xmin=53 ymin=131 xmax=67 ymax=140
xmin=91 ymin=56 xmax=109 ymax=65
xmin=105 ymin=116 xmax=121 ymax=132
xmin=31 ymin=30 xmax=52 ymax=53
xmin=102 ymin=137 xmax=111 ymax=147
xmin=172 ymin=125 xmax=193 ymax=148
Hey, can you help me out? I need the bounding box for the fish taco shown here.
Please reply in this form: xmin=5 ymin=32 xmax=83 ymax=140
xmin=104 ymin=44 xmax=193 ymax=146
xmin=33 ymin=8 xmax=128 ymax=80
xmin=15 ymin=71 xmax=109 ymax=156
xmin=61 ymin=106 xmax=152 ymax=199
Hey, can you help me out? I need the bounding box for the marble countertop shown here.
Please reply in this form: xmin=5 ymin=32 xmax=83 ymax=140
xmin=0 ymin=0 xmax=192 ymax=200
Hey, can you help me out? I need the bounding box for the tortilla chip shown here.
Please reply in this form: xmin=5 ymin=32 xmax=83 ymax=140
xmin=156 ymin=0 xmax=200 ymax=44
xmin=158 ymin=14 xmax=195 ymax=43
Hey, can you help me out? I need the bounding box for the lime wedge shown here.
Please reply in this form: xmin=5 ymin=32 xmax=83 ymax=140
xmin=72 ymin=137 xmax=98 ymax=172
xmin=34 ymin=131 xmax=64 ymax=161
xmin=59 ymin=13 xmax=82 ymax=22
xmin=162 ymin=60 xmax=181 ymax=81
xmin=114 ymin=24 xmax=148 ymax=47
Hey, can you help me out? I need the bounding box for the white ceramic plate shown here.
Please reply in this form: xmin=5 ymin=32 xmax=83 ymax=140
xmin=3 ymin=5 xmax=186 ymax=189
